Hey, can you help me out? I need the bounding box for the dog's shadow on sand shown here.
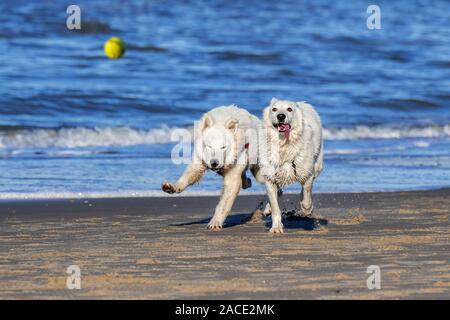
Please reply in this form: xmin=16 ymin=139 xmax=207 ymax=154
xmin=169 ymin=213 xmax=251 ymax=229
xmin=169 ymin=211 xmax=327 ymax=231
xmin=275 ymin=212 xmax=328 ymax=231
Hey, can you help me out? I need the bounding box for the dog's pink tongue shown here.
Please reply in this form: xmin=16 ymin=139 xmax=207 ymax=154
xmin=279 ymin=124 xmax=290 ymax=138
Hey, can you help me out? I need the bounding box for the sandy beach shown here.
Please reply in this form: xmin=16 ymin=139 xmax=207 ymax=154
xmin=0 ymin=189 xmax=449 ymax=299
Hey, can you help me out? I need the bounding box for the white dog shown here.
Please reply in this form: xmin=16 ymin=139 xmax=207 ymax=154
xmin=259 ymin=98 xmax=323 ymax=233
xmin=162 ymin=105 xmax=262 ymax=229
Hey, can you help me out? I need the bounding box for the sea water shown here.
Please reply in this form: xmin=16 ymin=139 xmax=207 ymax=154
xmin=0 ymin=0 xmax=449 ymax=199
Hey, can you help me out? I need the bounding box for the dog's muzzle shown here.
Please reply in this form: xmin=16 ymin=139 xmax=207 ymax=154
xmin=273 ymin=114 xmax=291 ymax=134
xmin=277 ymin=113 xmax=286 ymax=122
xmin=209 ymin=159 xmax=223 ymax=171
xmin=273 ymin=120 xmax=291 ymax=138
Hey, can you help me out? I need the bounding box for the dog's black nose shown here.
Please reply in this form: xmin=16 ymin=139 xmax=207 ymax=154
xmin=210 ymin=159 xmax=219 ymax=168
xmin=277 ymin=114 xmax=286 ymax=122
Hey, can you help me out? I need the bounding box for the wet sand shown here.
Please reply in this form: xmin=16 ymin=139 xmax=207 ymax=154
xmin=0 ymin=189 xmax=449 ymax=299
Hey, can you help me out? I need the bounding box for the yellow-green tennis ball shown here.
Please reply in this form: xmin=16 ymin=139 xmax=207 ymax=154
xmin=104 ymin=37 xmax=125 ymax=59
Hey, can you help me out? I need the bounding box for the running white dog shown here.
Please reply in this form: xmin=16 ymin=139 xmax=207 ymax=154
xmin=259 ymin=98 xmax=323 ymax=233
xmin=162 ymin=105 xmax=262 ymax=229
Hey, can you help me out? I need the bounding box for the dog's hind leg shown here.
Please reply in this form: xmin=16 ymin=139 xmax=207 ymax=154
xmin=300 ymin=176 xmax=314 ymax=216
xmin=314 ymin=145 xmax=324 ymax=178
xmin=161 ymin=164 xmax=206 ymax=194
xmin=250 ymin=165 xmax=265 ymax=184
xmin=263 ymin=202 xmax=272 ymax=215
xmin=241 ymin=172 xmax=252 ymax=190
xmin=207 ymin=166 xmax=243 ymax=230
xmin=262 ymin=188 xmax=282 ymax=215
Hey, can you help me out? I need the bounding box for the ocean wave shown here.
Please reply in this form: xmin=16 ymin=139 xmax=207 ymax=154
xmin=0 ymin=189 xmax=266 ymax=200
xmin=74 ymin=20 xmax=112 ymax=34
xmin=212 ymin=50 xmax=281 ymax=62
xmin=323 ymin=124 xmax=450 ymax=140
xmin=0 ymin=126 xmax=182 ymax=149
xmin=0 ymin=124 xmax=449 ymax=149
xmin=128 ymin=44 xmax=168 ymax=52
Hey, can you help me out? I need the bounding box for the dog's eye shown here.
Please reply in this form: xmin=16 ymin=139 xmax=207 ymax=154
xmin=221 ymin=146 xmax=226 ymax=149
xmin=272 ymin=108 xmax=278 ymax=112
xmin=287 ymin=107 xmax=293 ymax=112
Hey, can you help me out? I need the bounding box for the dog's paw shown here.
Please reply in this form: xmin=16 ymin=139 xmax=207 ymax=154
xmin=207 ymin=220 xmax=223 ymax=230
xmin=161 ymin=182 xmax=181 ymax=194
xmin=269 ymin=224 xmax=284 ymax=234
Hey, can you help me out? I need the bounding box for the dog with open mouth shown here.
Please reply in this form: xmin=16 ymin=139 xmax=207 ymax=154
xmin=259 ymin=98 xmax=324 ymax=233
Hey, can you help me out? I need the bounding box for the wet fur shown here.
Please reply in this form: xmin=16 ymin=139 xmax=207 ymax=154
xmin=162 ymin=105 xmax=261 ymax=229
xmin=259 ymin=99 xmax=323 ymax=233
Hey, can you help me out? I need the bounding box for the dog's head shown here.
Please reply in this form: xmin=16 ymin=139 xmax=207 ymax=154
xmin=263 ymin=97 xmax=299 ymax=139
xmin=198 ymin=115 xmax=238 ymax=171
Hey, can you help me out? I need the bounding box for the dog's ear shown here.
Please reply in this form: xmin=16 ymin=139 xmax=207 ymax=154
xmin=225 ymin=118 xmax=239 ymax=133
xmin=263 ymin=106 xmax=272 ymax=126
xmin=198 ymin=114 xmax=213 ymax=132
xmin=270 ymin=97 xmax=278 ymax=105
xmin=293 ymin=101 xmax=305 ymax=126
xmin=295 ymin=102 xmax=306 ymax=115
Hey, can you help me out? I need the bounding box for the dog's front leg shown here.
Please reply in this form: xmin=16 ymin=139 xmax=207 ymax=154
xmin=266 ymin=181 xmax=284 ymax=233
xmin=207 ymin=167 xmax=243 ymax=230
xmin=161 ymin=164 xmax=206 ymax=194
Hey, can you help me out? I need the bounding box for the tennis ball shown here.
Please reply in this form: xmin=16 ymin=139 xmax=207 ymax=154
xmin=104 ymin=37 xmax=125 ymax=59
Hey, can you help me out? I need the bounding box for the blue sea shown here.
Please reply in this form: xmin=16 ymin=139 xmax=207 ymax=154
xmin=0 ymin=0 xmax=449 ymax=199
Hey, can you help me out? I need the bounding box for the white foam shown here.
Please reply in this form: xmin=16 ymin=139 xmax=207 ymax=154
xmin=0 ymin=189 xmax=266 ymax=200
xmin=0 ymin=124 xmax=449 ymax=150
xmin=323 ymin=124 xmax=450 ymax=140
xmin=325 ymin=149 xmax=360 ymax=155
xmin=413 ymin=141 xmax=431 ymax=148
xmin=0 ymin=125 xmax=187 ymax=149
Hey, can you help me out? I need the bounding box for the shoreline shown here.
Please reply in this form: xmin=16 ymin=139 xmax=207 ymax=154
xmin=1 ymin=189 xmax=449 ymax=299
xmin=1 ymin=186 xmax=449 ymax=203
